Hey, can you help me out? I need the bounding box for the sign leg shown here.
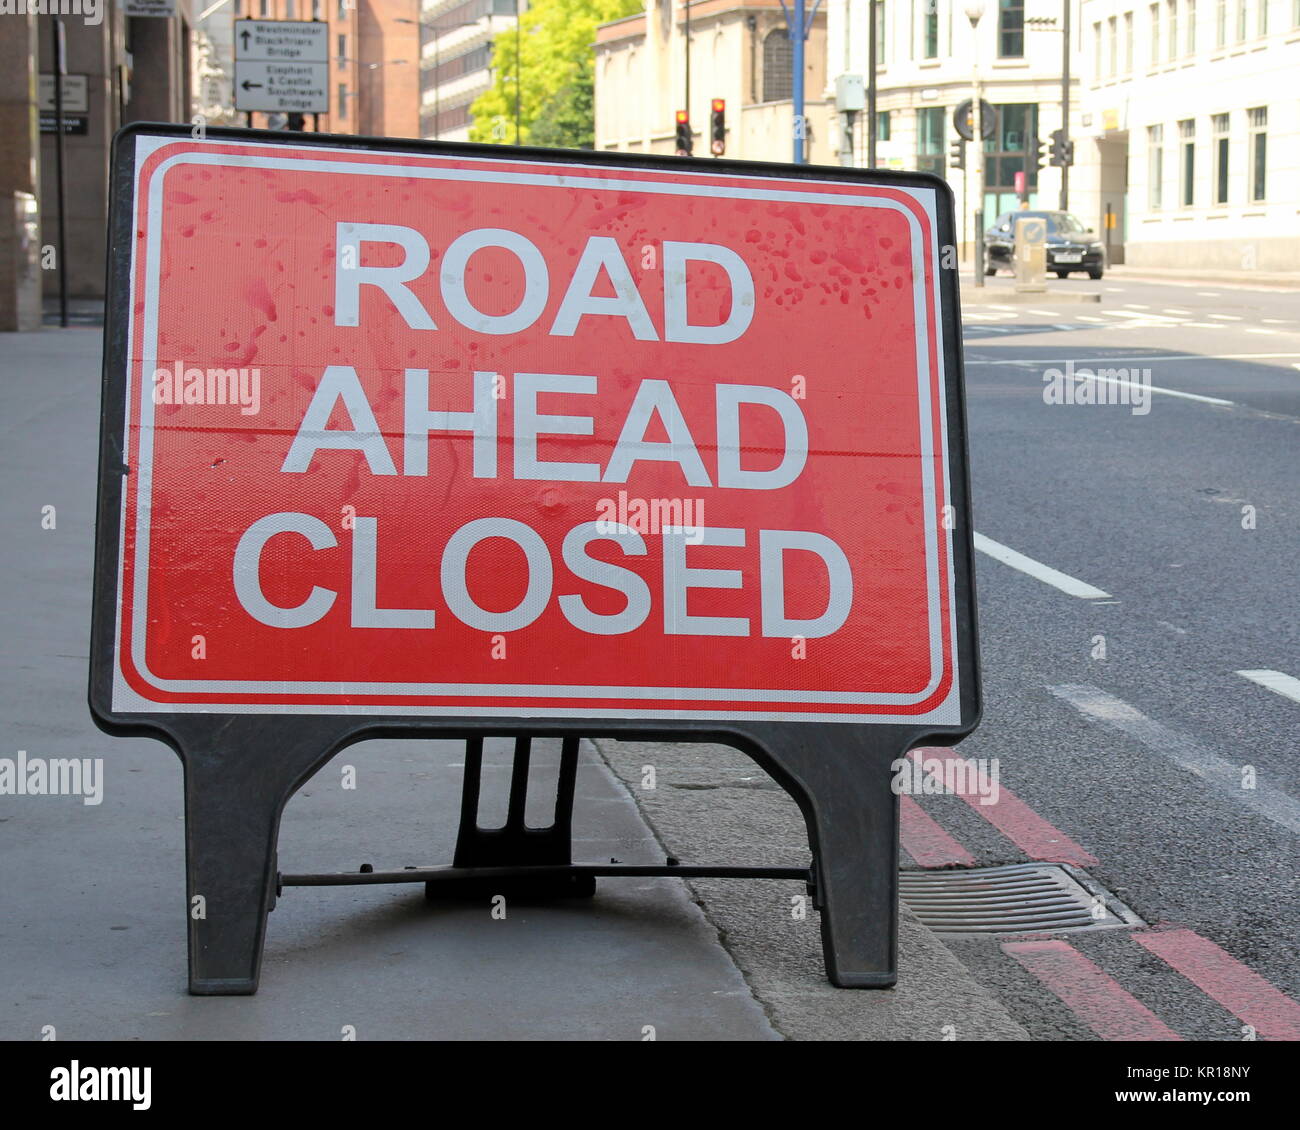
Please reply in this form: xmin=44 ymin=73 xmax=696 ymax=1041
xmin=747 ymin=725 xmax=903 ymax=988
xmin=182 ymin=751 xmax=285 ymax=994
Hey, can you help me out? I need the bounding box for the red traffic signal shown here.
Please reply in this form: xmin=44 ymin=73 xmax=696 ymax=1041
xmin=710 ymin=99 xmax=725 ymax=156
xmin=675 ymin=110 xmax=693 ymax=157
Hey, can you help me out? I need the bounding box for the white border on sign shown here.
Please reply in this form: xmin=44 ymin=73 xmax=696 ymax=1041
xmin=114 ymin=136 xmax=961 ymax=724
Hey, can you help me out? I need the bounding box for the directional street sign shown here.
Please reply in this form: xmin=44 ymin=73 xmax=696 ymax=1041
xmin=94 ymin=126 xmax=979 ymax=995
xmin=39 ymin=74 xmax=89 ymax=113
xmin=233 ymin=19 xmax=328 ymax=114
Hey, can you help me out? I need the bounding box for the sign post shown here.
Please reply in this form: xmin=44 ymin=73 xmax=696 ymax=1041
xmin=93 ymin=125 xmax=980 ymax=994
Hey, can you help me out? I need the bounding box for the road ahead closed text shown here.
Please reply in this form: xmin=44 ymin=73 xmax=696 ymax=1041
xmin=117 ymin=140 xmax=959 ymax=722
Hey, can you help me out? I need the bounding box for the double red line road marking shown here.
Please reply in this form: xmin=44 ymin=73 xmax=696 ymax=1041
xmin=902 ymin=747 xmax=1300 ymax=1041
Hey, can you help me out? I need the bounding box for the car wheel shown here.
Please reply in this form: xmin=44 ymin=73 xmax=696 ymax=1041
xmin=985 ymin=265 xmax=998 ymax=276
xmin=1087 ymin=267 xmax=1104 ymax=279
xmin=1053 ymin=270 xmax=1070 ymax=278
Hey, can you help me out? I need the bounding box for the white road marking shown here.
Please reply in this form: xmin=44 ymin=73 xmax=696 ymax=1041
xmin=968 ymin=357 xmax=1235 ymax=404
xmin=1210 ymin=313 xmax=1242 ymax=321
xmin=1262 ymin=319 xmax=1291 ymax=325
xmin=1196 ymin=291 xmax=1221 ymax=297
xmin=1089 ymin=373 xmax=1234 ymax=405
xmin=1026 ymin=309 xmax=1060 ymax=316
xmin=1048 ymin=685 xmax=1300 ymax=836
xmin=965 ymin=352 xmax=1300 ymax=363
xmin=1105 ymin=286 xmax=1125 ymax=292
xmin=1236 ymin=669 xmax=1300 ymax=705
xmin=1163 ymin=308 xmax=1193 ymax=315
xmin=1182 ymin=322 xmax=1227 ymax=328
xmin=1246 ymin=328 xmax=1278 ymax=335
xmin=1077 ymin=315 xmax=1108 ymax=322
xmin=1124 ymin=303 xmax=1151 ymax=309
xmin=1101 ymin=309 xmax=1182 ymax=322
xmin=973 ymin=533 xmax=1111 ymax=599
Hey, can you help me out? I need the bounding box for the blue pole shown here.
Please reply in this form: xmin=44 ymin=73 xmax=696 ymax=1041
xmin=792 ymin=0 xmax=805 ymax=163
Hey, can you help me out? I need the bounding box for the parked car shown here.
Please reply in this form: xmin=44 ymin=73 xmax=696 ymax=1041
xmin=984 ymin=210 xmax=1106 ymax=279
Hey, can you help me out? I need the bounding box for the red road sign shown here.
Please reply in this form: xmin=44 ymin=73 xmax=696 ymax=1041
xmin=108 ymin=134 xmax=965 ymax=726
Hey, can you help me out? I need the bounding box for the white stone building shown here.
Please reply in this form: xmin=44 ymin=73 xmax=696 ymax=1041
xmin=1075 ymin=0 xmax=1299 ymax=269
xmin=826 ymin=0 xmax=1085 ymax=254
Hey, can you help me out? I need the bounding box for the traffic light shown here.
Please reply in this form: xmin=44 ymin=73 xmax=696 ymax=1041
xmin=710 ymin=99 xmax=726 ymax=156
xmin=1030 ymin=135 xmax=1047 ymax=173
xmin=675 ymin=110 xmax=693 ymax=157
xmin=1049 ymin=128 xmax=1075 ymax=167
xmin=949 ymin=138 xmax=966 ymax=171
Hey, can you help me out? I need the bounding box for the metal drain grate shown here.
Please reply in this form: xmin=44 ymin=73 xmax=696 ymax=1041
xmin=900 ymin=863 xmax=1144 ymax=937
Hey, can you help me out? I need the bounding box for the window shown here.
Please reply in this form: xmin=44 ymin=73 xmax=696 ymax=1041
xmin=998 ymin=0 xmax=1025 ymax=56
xmin=1216 ymin=0 xmax=1227 ymax=43
xmin=1236 ymin=0 xmax=1247 ymax=38
xmin=286 ymin=0 xmax=295 ymax=17
xmin=1148 ymin=123 xmax=1164 ymax=208
xmin=1258 ymin=0 xmax=1268 ymax=32
xmin=337 ymin=34 xmax=346 ymax=61
xmin=1212 ymin=112 xmax=1229 ymax=202
xmin=259 ymin=0 xmax=268 ymax=15
xmin=877 ymin=111 xmax=891 ymax=140
xmin=1124 ymin=11 xmax=1134 ymax=70
xmin=1150 ymin=4 xmax=1160 ymax=62
xmin=1108 ymin=16 xmax=1118 ymax=74
xmin=761 ymin=29 xmax=793 ymax=102
xmin=1167 ymin=0 xmax=1177 ymax=57
xmin=985 ymin=103 xmax=1039 ymax=192
xmin=917 ymin=106 xmax=946 ymax=176
xmin=874 ymin=2 xmax=887 ymax=65
xmin=1093 ymin=21 xmax=1103 ymax=77
xmin=1186 ymin=0 xmax=1196 ymax=51
xmin=1248 ymin=106 xmax=1267 ymax=199
xmin=1179 ymin=119 xmax=1195 ymax=205
xmin=338 ymin=83 xmax=348 ymax=119
xmin=925 ymin=6 xmax=940 ymax=58
xmin=312 ymin=0 xmax=321 ymax=18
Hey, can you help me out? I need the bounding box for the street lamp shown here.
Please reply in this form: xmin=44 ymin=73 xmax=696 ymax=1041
xmin=965 ymin=0 xmax=987 ymax=287
xmin=1027 ymin=10 xmax=1072 ymax=210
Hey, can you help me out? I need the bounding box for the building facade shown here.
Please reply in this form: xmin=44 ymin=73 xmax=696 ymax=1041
xmin=419 ymin=0 xmax=520 ymax=142
xmin=826 ymin=0 xmax=1085 ymax=256
xmin=594 ymin=0 xmax=832 ymax=165
xmin=15 ymin=3 xmax=203 ymax=306
xmin=1076 ymin=0 xmax=1299 ymax=269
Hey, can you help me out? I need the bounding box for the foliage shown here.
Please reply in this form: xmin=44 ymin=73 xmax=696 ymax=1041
xmin=469 ymin=0 xmax=641 ymax=148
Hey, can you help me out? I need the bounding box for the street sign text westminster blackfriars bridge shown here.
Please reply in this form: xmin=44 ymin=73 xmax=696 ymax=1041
xmin=91 ymin=125 xmax=980 ymax=994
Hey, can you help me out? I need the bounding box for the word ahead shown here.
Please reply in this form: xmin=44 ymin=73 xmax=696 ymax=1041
xmin=107 ymin=136 xmax=962 ymax=725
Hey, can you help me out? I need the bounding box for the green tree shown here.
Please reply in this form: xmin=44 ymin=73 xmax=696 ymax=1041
xmin=470 ymin=0 xmax=640 ymax=148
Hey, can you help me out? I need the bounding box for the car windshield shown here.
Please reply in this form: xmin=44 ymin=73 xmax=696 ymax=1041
xmin=997 ymin=212 xmax=1089 ymax=234
xmin=1042 ymin=213 xmax=1087 ymax=234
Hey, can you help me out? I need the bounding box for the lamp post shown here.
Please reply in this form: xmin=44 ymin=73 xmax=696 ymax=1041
xmin=965 ymin=0 xmax=987 ymax=287
xmin=1027 ymin=9 xmax=1072 ymax=211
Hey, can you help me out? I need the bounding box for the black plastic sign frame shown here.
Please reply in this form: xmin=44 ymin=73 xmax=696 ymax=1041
xmin=91 ymin=124 xmax=981 ymax=995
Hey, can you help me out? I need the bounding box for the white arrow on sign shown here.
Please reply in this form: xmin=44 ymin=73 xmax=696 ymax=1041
xmin=233 ymin=61 xmax=329 ymax=114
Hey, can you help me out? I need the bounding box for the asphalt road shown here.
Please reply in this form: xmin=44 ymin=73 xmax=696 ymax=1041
xmin=937 ymin=273 xmax=1300 ymax=1038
